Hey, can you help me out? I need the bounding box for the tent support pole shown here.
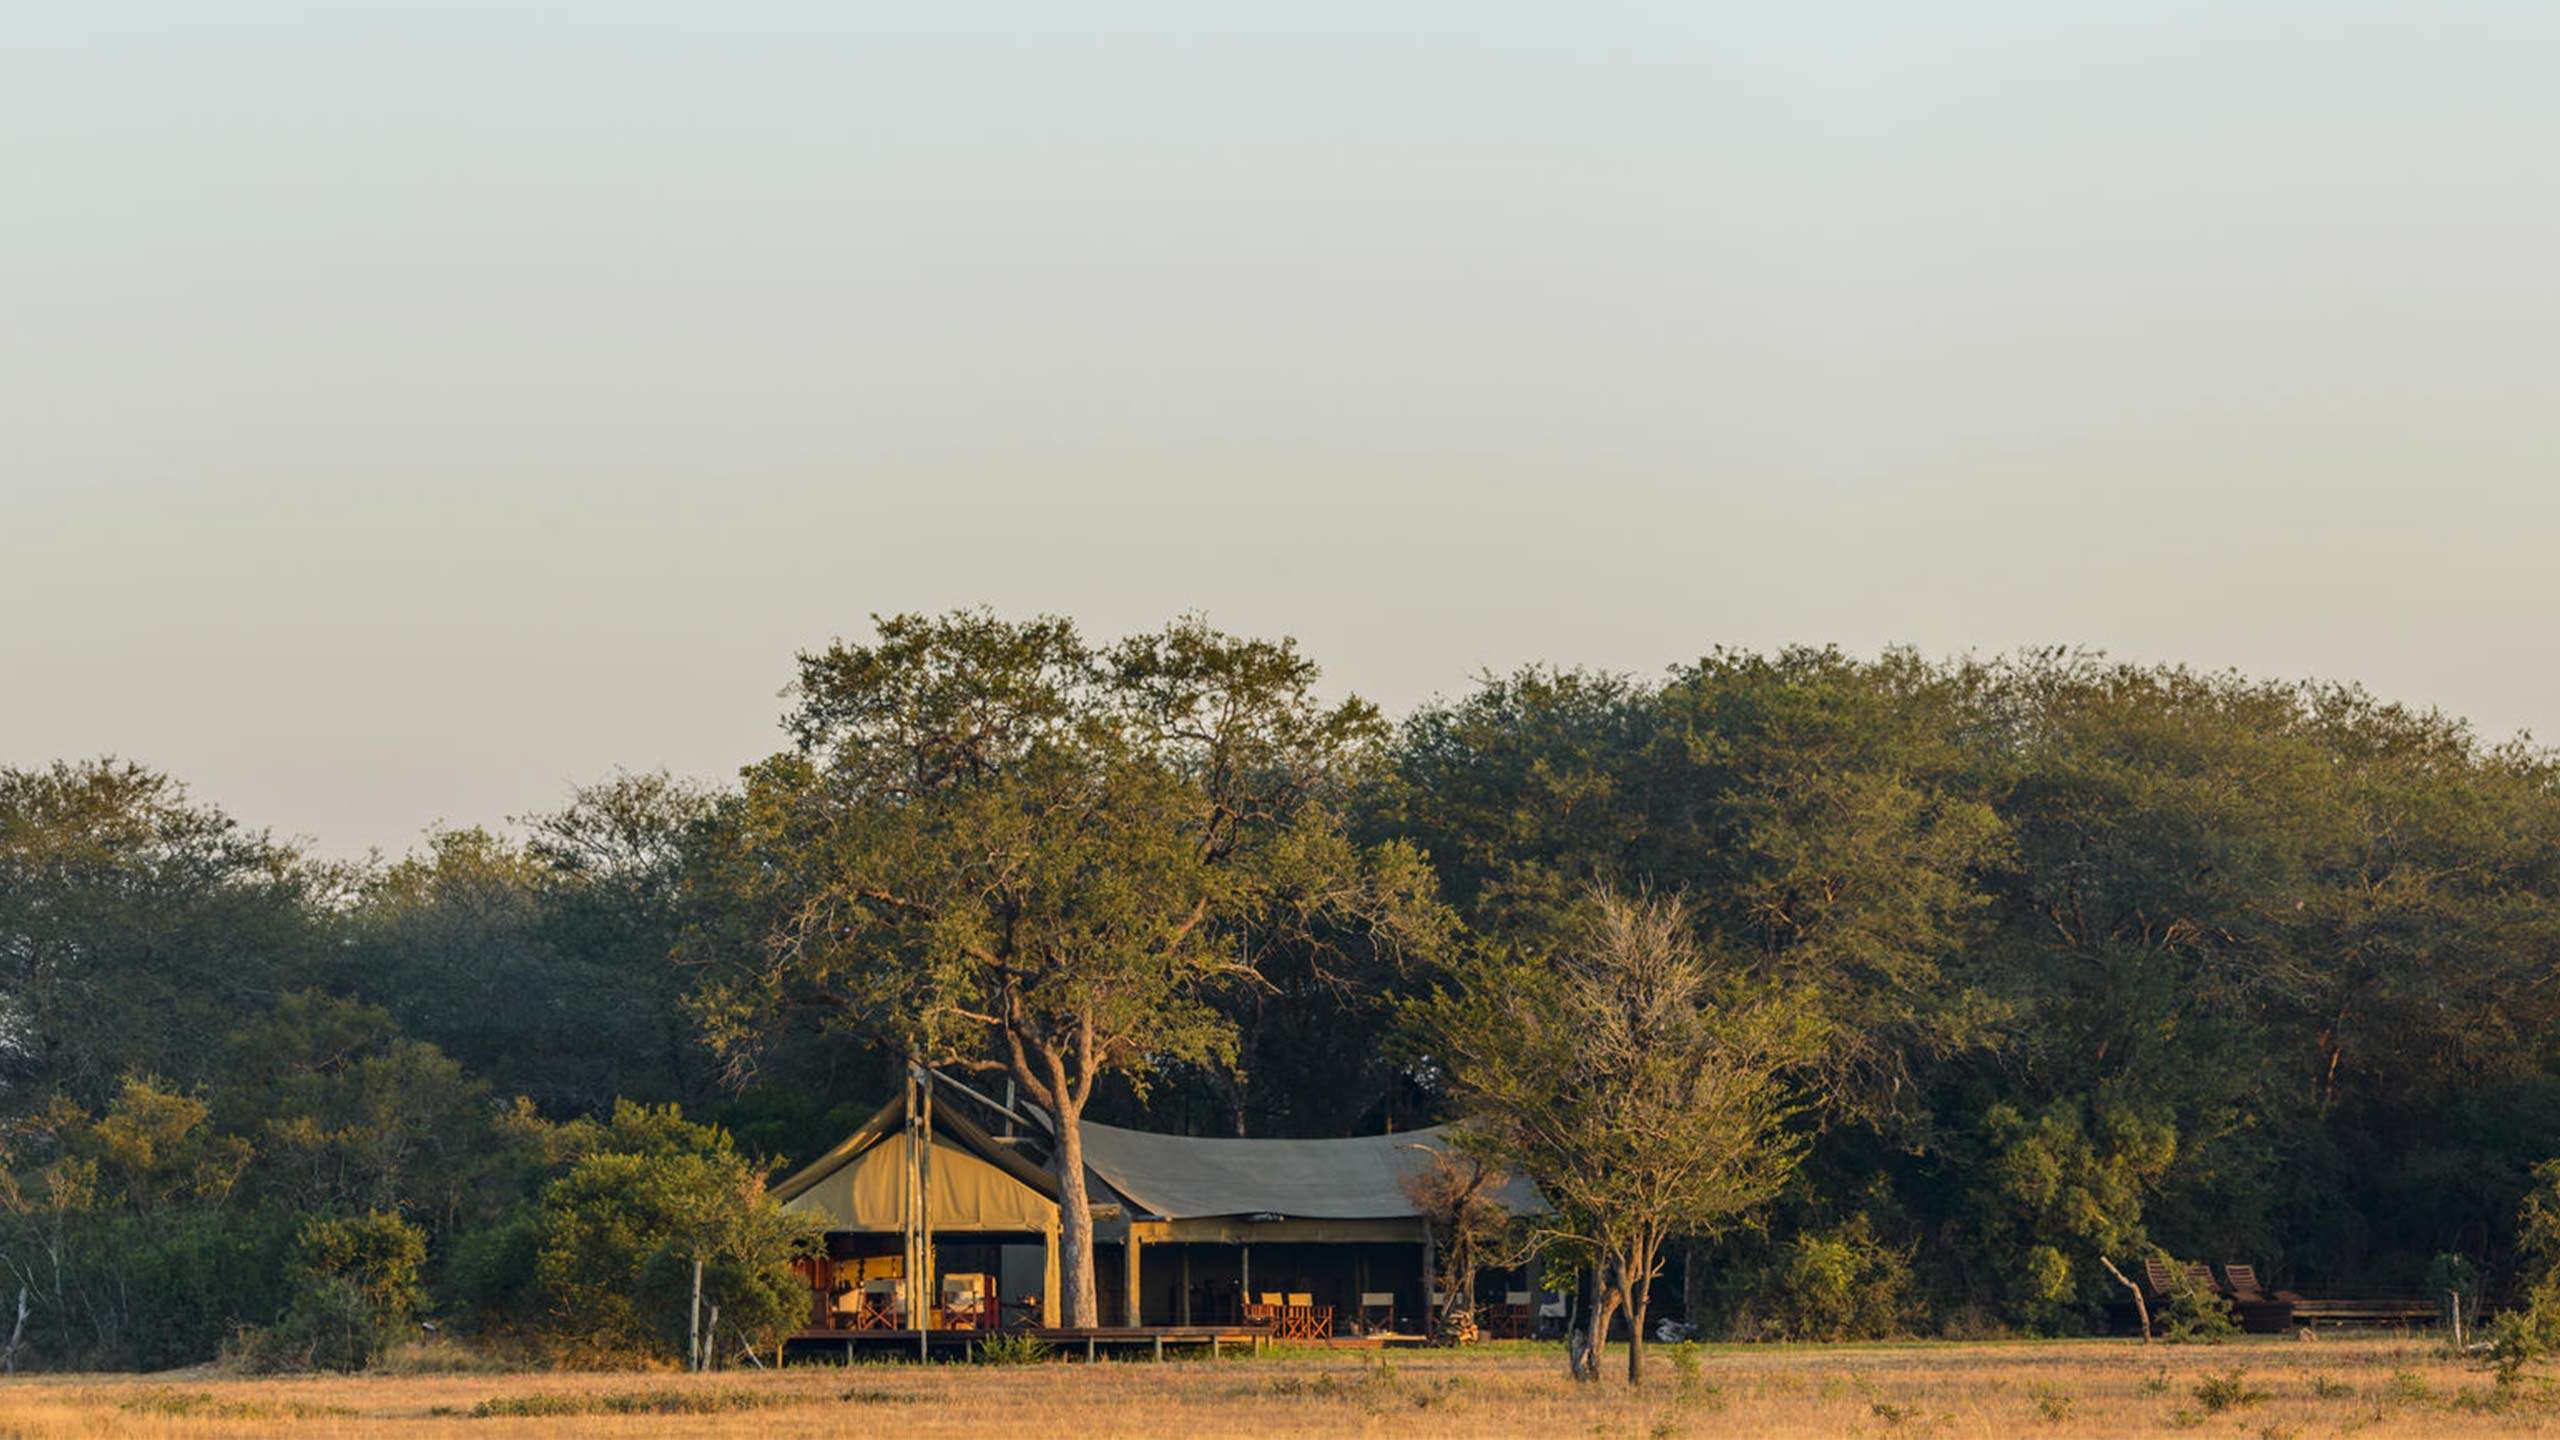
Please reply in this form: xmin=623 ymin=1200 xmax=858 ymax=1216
xmin=1124 ymin=1231 xmax=1144 ymax=1328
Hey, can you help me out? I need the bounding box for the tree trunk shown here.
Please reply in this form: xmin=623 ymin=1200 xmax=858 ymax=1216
xmin=2097 ymin=1256 xmax=2150 ymax=1344
xmin=1565 ymin=1267 xmax=1597 ymax=1381
xmin=688 ymin=1258 xmax=704 ymax=1371
xmin=3 ymin=1286 xmax=26 ymax=1376
xmin=1053 ymin=1114 xmax=1100 ymax=1327
xmin=1623 ymin=1250 xmax=1649 ymax=1385
xmin=1684 ymin=1236 xmax=1708 ymax=1338
xmin=1573 ymin=1267 xmax=1623 ymax=1384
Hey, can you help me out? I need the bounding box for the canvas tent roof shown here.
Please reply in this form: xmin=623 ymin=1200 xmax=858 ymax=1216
xmin=771 ymin=1089 xmax=1059 ymax=1221
xmin=1075 ymin=1119 xmax=1543 ymax=1221
xmin=773 ymin=1082 xmax=1544 ymax=1232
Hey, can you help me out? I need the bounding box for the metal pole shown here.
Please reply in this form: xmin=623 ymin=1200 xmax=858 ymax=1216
xmin=918 ymin=1063 xmax=934 ymax=1363
xmin=900 ymin=1065 xmax=916 ymax=1343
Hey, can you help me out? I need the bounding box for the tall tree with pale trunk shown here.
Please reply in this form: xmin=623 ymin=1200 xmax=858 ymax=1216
xmin=687 ymin=610 xmax=1442 ymax=1327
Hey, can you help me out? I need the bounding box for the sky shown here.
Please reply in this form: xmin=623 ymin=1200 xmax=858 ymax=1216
xmin=6 ymin=2 xmax=2556 ymax=858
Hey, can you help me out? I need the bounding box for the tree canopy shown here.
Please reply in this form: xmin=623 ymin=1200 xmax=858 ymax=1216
xmin=7 ymin=621 xmax=2560 ymax=1370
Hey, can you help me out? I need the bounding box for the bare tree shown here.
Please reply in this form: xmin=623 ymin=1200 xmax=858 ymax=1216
xmin=1399 ymin=1144 xmax=1525 ymax=1340
xmin=1418 ymin=887 xmax=1818 ymax=1383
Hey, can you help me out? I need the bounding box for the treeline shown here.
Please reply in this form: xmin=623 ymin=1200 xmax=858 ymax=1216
xmin=5 ymin=619 xmax=2559 ymax=1367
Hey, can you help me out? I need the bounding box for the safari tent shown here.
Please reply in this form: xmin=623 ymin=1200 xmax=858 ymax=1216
xmin=774 ymin=1074 xmax=1547 ymax=1342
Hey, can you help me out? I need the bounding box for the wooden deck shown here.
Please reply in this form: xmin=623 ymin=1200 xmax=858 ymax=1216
xmin=787 ymin=1324 xmax=1276 ymax=1361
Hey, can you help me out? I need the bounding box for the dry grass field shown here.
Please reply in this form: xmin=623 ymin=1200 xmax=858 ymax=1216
xmin=0 ymin=1335 xmax=2545 ymax=1439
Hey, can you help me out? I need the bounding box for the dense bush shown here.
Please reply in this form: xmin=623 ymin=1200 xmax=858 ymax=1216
xmin=521 ymin=1104 xmax=819 ymax=1363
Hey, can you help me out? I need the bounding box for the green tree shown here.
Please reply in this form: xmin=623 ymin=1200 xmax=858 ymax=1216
xmin=218 ymin=992 xmax=502 ymax=1229
xmin=688 ymin=611 xmax=1435 ymax=1326
xmin=0 ymin=761 xmax=336 ymax=1112
xmin=1963 ymin=1098 xmax=2177 ymax=1328
xmin=524 ymin=1104 xmax=817 ymax=1361
xmin=243 ymin=1210 xmax=428 ymax=1371
xmin=0 ymin=1077 xmax=272 ymax=1369
xmin=1417 ymin=888 xmax=1819 ymax=1383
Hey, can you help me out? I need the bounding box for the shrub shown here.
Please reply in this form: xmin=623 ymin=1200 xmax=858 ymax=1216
xmin=2481 ymin=1160 xmax=2560 ymax=1383
xmin=443 ymin=1204 xmax=544 ymax=1325
xmin=374 ymin=1334 xmax=509 ymax=1373
xmin=975 ymin=1332 xmax=1051 ymax=1365
xmin=522 ymin=1107 xmax=821 ymax=1362
xmin=2157 ymin=1261 xmax=2238 ymax=1345
xmin=1765 ymin=1216 xmax=1919 ymax=1340
xmin=2191 ymin=1368 xmax=2268 ymax=1413
xmin=294 ymin=1211 xmax=427 ymax=1321
xmin=232 ymin=1211 xmax=427 ymax=1371
xmin=461 ymin=1388 xmax=796 ymax=1417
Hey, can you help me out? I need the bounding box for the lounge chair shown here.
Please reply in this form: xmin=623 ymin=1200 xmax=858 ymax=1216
xmin=2217 ymin=1263 xmax=2298 ymax=1333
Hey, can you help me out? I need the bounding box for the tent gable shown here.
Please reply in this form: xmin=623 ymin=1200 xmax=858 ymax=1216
xmin=781 ymin=1133 xmax=1058 ymax=1234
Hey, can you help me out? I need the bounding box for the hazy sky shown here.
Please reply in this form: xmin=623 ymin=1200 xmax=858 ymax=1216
xmin=7 ymin=2 xmax=2556 ymax=858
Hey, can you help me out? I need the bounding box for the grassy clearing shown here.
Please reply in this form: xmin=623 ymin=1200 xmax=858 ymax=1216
xmin=0 ymin=1335 xmax=2544 ymax=1437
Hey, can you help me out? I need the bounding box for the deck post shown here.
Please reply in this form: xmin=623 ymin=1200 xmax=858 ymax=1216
xmin=1125 ymin=1230 xmax=1144 ymax=1328
xmin=1179 ymin=1245 xmax=1192 ymax=1326
xmin=1154 ymin=1334 xmax=1164 ymax=1362
xmin=1240 ymin=1243 xmax=1251 ymax=1312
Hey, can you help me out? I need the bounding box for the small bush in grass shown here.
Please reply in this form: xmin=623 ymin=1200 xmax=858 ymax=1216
xmin=2028 ymin=1383 xmax=2074 ymax=1421
xmin=375 ymin=1334 xmax=509 ymax=1374
xmin=2308 ymin=1374 xmax=2352 ymax=1399
xmin=2192 ymin=1368 xmax=2268 ymax=1413
xmin=2383 ymin=1368 xmax=2432 ymax=1402
xmin=2158 ymin=1264 xmax=2239 ymax=1345
xmin=2449 ymin=1385 xmax=2522 ymax=1416
xmin=463 ymin=1388 xmax=797 ymax=1417
xmin=975 ymin=1332 xmax=1051 ymax=1365
xmin=117 ymin=1390 xmax=351 ymax=1420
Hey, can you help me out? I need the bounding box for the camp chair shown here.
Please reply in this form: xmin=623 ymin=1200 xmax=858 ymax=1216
xmin=1493 ymin=1289 xmax=1534 ymax=1338
xmin=1358 ymin=1291 xmax=1395 ymax=1335
xmin=1536 ymin=1293 xmax=1569 ymax=1338
xmin=823 ymin=1283 xmax=862 ymax=1329
xmin=942 ymin=1274 xmax=989 ymax=1330
xmin=857 ymin=1277 xmax=904 ymax=1330
xmin=1244 ymin=1292 xmax=1283 ymax=1328
xmin=1283 ymin=1292 xmax=1328 ymax=1339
